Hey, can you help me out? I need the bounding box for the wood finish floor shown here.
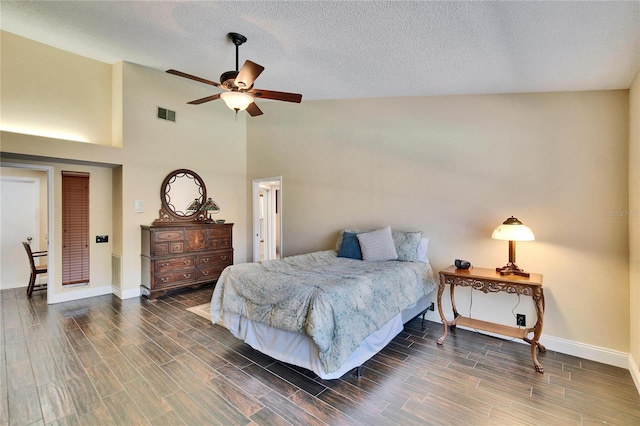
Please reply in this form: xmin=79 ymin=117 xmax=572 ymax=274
xmin=2 ymin=285 xmax=639 ymax=426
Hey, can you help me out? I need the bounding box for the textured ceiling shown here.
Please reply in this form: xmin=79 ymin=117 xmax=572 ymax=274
xmin=1 ymin=1 xmax=639 ymax=101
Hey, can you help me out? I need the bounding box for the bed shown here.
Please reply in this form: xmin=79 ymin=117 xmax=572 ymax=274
xmin=210 ymin=226 xmax=438 ymax=379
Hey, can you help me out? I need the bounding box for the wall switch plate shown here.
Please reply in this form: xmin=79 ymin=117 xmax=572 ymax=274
xmin=516 ymin=314 xmax=526 ymax=327
xmin=96 ymin=235 xmax=109 ymax=243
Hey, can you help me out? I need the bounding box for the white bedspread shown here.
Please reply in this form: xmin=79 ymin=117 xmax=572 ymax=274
xmin=210 ymin=250 xmax=437 ymax=374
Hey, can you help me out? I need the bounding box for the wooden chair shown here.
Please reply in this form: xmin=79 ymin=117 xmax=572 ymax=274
xmin=22 ymin=241 xmax=47 ymax=297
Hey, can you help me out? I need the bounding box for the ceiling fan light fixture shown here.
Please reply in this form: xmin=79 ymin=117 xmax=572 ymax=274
xmin=220 ymin=91 xmax=253 ymax=112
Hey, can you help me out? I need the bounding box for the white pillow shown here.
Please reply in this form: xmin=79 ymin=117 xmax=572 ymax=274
xmin=417 ymin=237 xmax=429 ymax=263
xmin=357 ymin=226 xmax=398 ymax=262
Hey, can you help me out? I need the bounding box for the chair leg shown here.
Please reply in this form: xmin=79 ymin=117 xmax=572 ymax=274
xmin=27 ymin=272 xmax=35 ymax=297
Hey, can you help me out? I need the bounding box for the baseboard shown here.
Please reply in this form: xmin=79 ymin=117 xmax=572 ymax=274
xmin=423 ymin=310 xmax=629 ymax=369
xmin=540 ymin=334 xmax=629 ymax=369
xmin=48 ymin=285 xmax=112 ymax=304
xmin=629 ymin=354 xmax=640 ymax=394
xmin=112 ymin=286 xmax=141 ymax=300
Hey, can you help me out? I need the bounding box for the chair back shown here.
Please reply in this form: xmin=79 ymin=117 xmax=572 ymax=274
xmin=22 ymin=241 xmax=37 ymax=270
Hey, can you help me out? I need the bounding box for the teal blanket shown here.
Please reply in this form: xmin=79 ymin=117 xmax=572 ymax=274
xmin=211 ymin=250 xmax=437 ymax=374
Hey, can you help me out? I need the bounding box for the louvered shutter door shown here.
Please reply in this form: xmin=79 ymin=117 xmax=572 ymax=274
xmin=62 ymin=171 xmax=90 ymax=285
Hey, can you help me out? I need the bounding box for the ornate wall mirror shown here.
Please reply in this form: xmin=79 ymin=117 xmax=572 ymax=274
xmin=154 ymin=169 xmax=207 ymax=224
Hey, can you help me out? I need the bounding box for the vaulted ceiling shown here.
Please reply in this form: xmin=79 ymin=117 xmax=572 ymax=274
xmin=2 ymin=1 xmax=639 ymax=101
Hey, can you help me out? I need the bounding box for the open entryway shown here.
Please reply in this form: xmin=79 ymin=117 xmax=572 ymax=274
xmin=252 ymin=177 xmax=282 ymax=262
xmin=0 ymin=162 xmax=54 ymax=300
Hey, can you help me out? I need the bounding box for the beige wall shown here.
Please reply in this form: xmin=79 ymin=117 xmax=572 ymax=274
xmin=0 ymin=31 xmax=112 ymax=145
xmin=630 ymin=70 xmax=640 ymax=373
xmin=248 ymin=91 xmax=630 ymax=353
xmin=1 ymin=32 xmax=249 ymax=300
xmin=118 ymin=62 xmax=249 ymax=297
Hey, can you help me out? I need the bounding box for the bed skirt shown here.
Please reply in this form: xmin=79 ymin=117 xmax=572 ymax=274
xmin=220 ymin=294 xmax=431 ymax=380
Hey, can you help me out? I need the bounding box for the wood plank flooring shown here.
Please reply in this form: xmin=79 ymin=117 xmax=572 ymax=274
xmin=2 ymin=285 xmax=639 ymax=425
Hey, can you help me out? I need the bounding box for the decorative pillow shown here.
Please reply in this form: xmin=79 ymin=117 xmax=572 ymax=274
xmin=335 ymin=229 xmax=370 ymax=252
xmin=337 ymin=232 xmax=362 ymax=260
xmin=417 ymin=237 xmax=429 ymax=263
xmin=357 ymin=226 xmax=398 ymax=262
xmin=392 ymin=231 xmax=422 ymax=262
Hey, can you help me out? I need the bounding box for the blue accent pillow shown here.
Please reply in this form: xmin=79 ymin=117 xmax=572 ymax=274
xmin=337 ymin=232 xmax=362 ymax=260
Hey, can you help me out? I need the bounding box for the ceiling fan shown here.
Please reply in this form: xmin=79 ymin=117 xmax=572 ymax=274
xmin=167 ymin=32 xmax=302 ymax=117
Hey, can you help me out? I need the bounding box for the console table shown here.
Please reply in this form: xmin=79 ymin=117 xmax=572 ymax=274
xmin=437 ymin=266 xmax=546 ymax=373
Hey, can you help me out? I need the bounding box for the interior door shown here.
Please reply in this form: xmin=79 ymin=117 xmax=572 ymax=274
xmin=252 ymin=177 xmax=282 ymax=262
xmin=0 ymin=177 xmax=39 ymax=289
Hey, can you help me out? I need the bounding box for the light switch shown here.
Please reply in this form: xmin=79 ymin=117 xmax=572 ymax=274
xmin=134 ymin=200 xmax=144 ymax=213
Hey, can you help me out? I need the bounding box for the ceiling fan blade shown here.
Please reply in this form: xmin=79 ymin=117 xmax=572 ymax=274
xmin=246 ymin=102 xmax=263 ymax=117
xmin=234 ymin=60 xmax=264 ymax=89
xmin=187 ymin=93 xmax=222 ymax=105
xmin=247 ymin=89 xmax=302 ymax=103
xmin=166 ymin=69 xmax=221 ymax=88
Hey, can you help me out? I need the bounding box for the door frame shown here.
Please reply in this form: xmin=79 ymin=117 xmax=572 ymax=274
xmin=1 ymin=161 xmax=55 ymax=301
xmin=252 ymin=176 xmax=282 ymax=262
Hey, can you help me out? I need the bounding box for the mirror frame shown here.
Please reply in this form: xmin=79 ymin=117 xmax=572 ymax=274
xmin=154 ymin=169 xmax=207 ymax=224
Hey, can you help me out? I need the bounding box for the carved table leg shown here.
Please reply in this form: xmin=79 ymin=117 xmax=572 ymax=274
xmin=526 ymin=287 xmax=545 ymax=373
xmin=436 ymin=279 xmax=448 ymax=345
xmin=449 ymin=279 xmax=459 ymax=334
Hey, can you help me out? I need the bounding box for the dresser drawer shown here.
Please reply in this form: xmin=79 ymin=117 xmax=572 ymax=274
xmin=196 ymin=251 xmax=232 ymax=267
xmin=154 ymin=270 xmax=196 ymax=288
xmin=196 ymin=265 xmax=227 ymax=281
xmin=155 ymin=230 xmax=185 ymax=242
xmin=209 ymin=238 xmax=231 ymax=250
xmin=154 ymin=241 xmax=185 ymax=256
xmin=155 ymin=256 xmax=195 ymax=273
xmin=208 ymin=227 xmax=231 ymax=239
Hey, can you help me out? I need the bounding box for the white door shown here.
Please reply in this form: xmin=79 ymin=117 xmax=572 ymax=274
xmin=0 ymin=177 xmax=40 ymax=289
xmin=252 ymin=177 xmax=282 ymax=262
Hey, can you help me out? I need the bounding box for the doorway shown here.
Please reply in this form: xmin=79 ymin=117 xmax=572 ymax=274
xmin=0 ymin=162 xmax=54 ymax=299
xmin=252 ymin=177 xmax=282 ymax=262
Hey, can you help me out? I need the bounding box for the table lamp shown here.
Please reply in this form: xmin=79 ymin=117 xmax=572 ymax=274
xmin=186 ymin=198 xmax=201 ymax=213
xmin=491 ymin=216 xmax=535 ymax=277
xmin=201 ymin=197 xmax=220 ymax=222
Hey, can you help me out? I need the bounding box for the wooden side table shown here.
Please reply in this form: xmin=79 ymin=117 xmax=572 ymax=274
xmin=437 ymin=266 xmax=546 ymax=373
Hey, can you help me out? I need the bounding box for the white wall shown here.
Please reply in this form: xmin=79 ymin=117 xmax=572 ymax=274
xmin=248 ymin=91 xmax=630 ymax=357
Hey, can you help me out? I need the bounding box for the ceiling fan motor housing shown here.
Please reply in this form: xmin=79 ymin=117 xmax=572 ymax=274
xmin=220 ymin=70 xmax=240 ymax=89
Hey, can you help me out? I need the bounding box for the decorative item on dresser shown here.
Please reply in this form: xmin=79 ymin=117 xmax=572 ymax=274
xmin=140 ymin=169 xmax=233 ymax=300
xmin=140 ymin=222 xmax=233 ymax=300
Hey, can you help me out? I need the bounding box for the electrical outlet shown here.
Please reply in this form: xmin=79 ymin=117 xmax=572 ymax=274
xmin=428 ymin=302 xmax=435 ymax=311
xmin=516 ymin=314 xmax=526 ymax=327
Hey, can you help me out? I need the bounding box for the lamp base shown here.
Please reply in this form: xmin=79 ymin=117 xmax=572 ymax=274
xmin=496 ymin=262 xmax=530 ymax=278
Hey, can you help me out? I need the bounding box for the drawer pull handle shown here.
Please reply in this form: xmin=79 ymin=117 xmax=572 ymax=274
xmin=160 ymin=277 xmax=169 ymax=283
xmin=184 ymin=260 xmax=191 ymax=265
xmin=161 ymin=263 xmax=170 ymax=268
xmin=184 ymin=273 xmax=191 ymax=279
xmin=220 ymin=256 xmax=227 ymax=261
xmin=202 ymin=271 xmax=209 ymax=276
xmin=202 ymin=258 xmax=210 ymax=263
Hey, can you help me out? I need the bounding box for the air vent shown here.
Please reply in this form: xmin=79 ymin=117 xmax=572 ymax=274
xmin=157 ymin=107 xmax=176 ymax=122
xmin=111 ymin=254 xmax=121 ymax=288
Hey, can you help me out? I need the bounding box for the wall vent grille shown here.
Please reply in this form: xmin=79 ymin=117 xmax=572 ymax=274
xmin=111 ymin=254 xmax=122 ymax=288
xmin=157 ymin=107 xmax=176 ymax=122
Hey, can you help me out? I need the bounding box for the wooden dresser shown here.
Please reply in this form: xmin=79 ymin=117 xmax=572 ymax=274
xmin=141 ymin=222 xmax=233 ymax=300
